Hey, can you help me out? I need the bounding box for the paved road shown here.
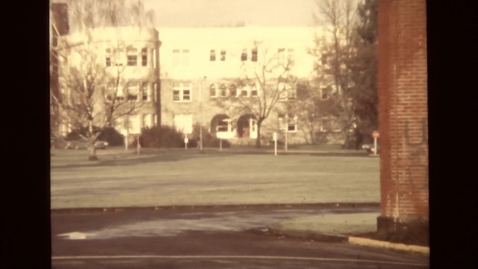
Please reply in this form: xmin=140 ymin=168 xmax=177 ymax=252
xmin=52 ymin=206 xmax=429 ymax=269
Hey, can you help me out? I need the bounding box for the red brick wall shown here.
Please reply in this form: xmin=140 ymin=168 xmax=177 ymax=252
xmin=378 ymin=0 xmax=428 ymax=221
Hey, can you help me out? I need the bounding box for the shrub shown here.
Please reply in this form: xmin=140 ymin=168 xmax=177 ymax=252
xmin=66 ymin=126 xmax=124 ymax=146
xmin=140 ymin=125 xmax=184 ymax=148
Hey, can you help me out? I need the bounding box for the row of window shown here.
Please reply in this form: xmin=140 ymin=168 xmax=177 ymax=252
xmin=171 ymin=82 xmax=302 ymax=102
xmin=172 ymin=48 xmax=296 ymax=67
xmin=105 ymin=48 xmax=155 ymax=67
xmin=105 ymin=82 xmax=157 ymax=102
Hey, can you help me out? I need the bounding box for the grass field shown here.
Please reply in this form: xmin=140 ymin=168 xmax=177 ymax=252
xmin=51 ymin=148 xmax=380 ymax=209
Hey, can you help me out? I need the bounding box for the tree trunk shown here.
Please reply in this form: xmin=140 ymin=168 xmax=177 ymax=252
xmin=88 ymin=144 xmax=98 ymax=161
xmin=255 ymin=120 xmax=263 ymax=148
xmin=87 ymin=120 xmax=98 ymax=161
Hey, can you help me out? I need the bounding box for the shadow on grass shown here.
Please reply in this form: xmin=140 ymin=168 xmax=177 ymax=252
xmin=51 ymin=150 xmax=238 ymax=170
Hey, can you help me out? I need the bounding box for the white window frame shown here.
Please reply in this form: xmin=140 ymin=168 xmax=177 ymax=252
xmin=210 ymin=50 xmax=216 ymax=61
xmin=219 ymin=84 xmax=228 ymax=97
xmin=220 ymin=50 xmax=226 ymax=61
xmin=251 ymin=48 xmax=258 ymax=62
xmin=173 ymin=114 xmax=193 ymax=134
xmin=141 ymin=82 xmax=150 ymax=102
xmin=210 ymin=84 xmax=218 ymax=98
xmin=172 ymin=49 xmax=181 ymax=67
xmin=126 ymin=48 xmax=138 ymax=66
xmin=278 ymin=81 xmax=297 ymax=101
xmin=126 ymin=82 xmax=140 ymax=102
xmin=141 ymin=48 xmax=148 ymax=67
xmin=173 ymin=82 xmax=192 ymax=102
xmin=229 ymin=84 xmax=238 ymax=97
xmin=241 ymin=49 xmax=248 ymax=61
xmin=182 ymin=49 xmax=189 ymax=67
xmin=278 ymin=114 xmax=298 ymax=133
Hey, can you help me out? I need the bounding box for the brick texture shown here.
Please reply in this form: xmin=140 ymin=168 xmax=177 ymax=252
xmin=378 ymin=0 xmax=428 ymax=224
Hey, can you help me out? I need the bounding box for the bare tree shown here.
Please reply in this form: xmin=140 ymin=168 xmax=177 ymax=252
xmin=309 ymin=0 xmax=358 ymax=148
xmin=212 ymin=41 xmax=296 ymax=148
xmin=50 ymin=0 xmax=154 ymax=160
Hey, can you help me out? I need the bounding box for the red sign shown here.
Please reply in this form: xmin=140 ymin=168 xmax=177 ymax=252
xmin=372 ymin=131 xmax=380 ymax=138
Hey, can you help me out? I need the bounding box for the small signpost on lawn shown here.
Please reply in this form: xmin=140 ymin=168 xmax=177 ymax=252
xmin=184 ymin=136 xmax=188 ymax=150
xmin=372 ymin=131 xmax=379 ymax=156
xmin=137 ymin=135 xmax=141 ymax=155
xmin=273 ymin=132 xmax=278 ymax=156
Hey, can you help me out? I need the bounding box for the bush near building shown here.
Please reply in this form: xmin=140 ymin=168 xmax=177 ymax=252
xmin=66 ymin=127 xmax=124 ymax=146
xmin=139 ymin=124 xmax=231 ymax=149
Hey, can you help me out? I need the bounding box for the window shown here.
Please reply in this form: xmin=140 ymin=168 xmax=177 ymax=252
xmin=153 ymin=82 xmax=158 ymax=102
xmin=241 ymin=49 xmax=248 ymax=61
xmin=217 ymin=120 xmax=228 ymax=132
xmin=142 ymin=114 xmax=152 ymax=129
xmin=173 ymin=50 xmax=180 ymax=67
xmin=141 ymin=48 xmax=148 ymax=66
xmin=173 ymin=82 xmax=191 ymax=102
xmin=210 ymin=50 xmax=216 ymax=61
xmin=210 ymin=84 xmax=217 ymax=98
xmin=278 ymin=48 xmax=294 ymax=65
xmin=114 ymin=48 xmax=125 ymax=66
xmin=250 ymin=83 xmax=258 ymax=97
xmin=220 ymin=50 xmax=226 ymax=61
xmin=229 ymin=84 xmax=237 ymax=97
xmin=182 ymin=49 xmax=189 ymax=67
xmin=287 ymin=49 xmax=294 ymax=62
xmin=209 ymin=84 xmax=217 ymax=98
xmin=174 ymin=114 xmax=193 ymax=134
xmin=278 ymin=114 xmax=297 ymax=132
xmin=278 ymin=82 xmax=297 ymax=100
xmin=127 ymin=83 xmax=139 ymax=101
xmin=127 ymin=48 xmax=137 ymax=66
xmin=142 ymin=82 xmax=149 ymax=101
xmin=251 ymin=48 xmax=258 ymax=62
xmin=220 ymin=84 xmax=227 ymax=97
xmin=105 ymin=84 xmax=115 ymax=102
xmin=240 ymin=87 xmax=248 ymax=97
xmin=128 ymin=114 xmax=141 ymax=134
xmin=278 ymin=48 xmax=285 ymax=64
xmin=321 ymin=88 xmax=331 ymax=100
xmin=105 ymin=49 xmax=111 ymax=66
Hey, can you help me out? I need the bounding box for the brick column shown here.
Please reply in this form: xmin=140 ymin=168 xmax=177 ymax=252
xmin=377 ymin=0 xmax=428 ymax=234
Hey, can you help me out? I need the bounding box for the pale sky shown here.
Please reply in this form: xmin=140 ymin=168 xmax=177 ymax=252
xmin=141 ymin=0 xmax=319 ymax=27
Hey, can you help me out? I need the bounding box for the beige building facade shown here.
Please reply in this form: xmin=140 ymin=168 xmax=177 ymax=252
xmin=56 ymin=27 xmax=161 ymax=137
xmin=57 ymin=25 xmax=343 ymax=144
xmin=158 ymin=26 xmax=338 ymax=144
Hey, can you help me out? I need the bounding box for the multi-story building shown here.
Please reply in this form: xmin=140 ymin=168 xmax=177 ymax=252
xmin=56 ymin=27 xmax=161 ymax=138
xmin=158 ymin=26 xmax=335 ymax=145
xmin=56 ymin=24 xmax=345 ymax=145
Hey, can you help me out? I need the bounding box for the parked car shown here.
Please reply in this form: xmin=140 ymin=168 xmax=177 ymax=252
xmin=362 ymin=143 xmax=380 ymax=154
xmin=70 ymin=138 xmax=109 ymax=150
xmin=51 ymin=137 xmax=74 ymax=149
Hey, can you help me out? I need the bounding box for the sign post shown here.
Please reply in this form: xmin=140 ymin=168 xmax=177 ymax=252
xmin=372 ymin=131 xmax=380 ymax=156
xmin=284 ymin=115 xmax=288 ymax=152
xmin=184 ymin=136 xmax=188 ymax=150
xmin=273 ymin=132 xmax=277 ymax=156
xmin=137 ymin=135 xmax=140 ymax=155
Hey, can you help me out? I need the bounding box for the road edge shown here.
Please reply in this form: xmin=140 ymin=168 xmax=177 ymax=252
xmin=266 ymin=226 xmax=429 ymax=256
xmin=50 ymin=202 xmax=380 ymax=214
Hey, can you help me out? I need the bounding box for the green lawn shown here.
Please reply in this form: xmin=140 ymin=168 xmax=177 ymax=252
xmin=51 ymin=149 xmax=380 ymax=209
